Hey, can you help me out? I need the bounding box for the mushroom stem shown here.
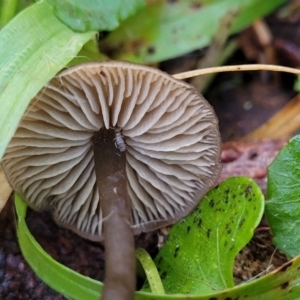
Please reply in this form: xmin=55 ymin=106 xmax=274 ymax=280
xmin=93 ymin=129 xmax=135 ymax=300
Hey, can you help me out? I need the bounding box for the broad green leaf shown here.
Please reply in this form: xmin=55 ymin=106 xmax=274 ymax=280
xmin=152 ymin=177 xmax=264 ymax=294
xmin=15 ymin=190 xmax=300 ymax=299
xmin=99 ymin=0 xmax=286 ymax=64
xmin=0 ymin=1 xmax=95 ymax=161
xmin=266 ymin=135 xmax=300 ymax=258
xmin=46 ymin=0 xmax=145 ymax=32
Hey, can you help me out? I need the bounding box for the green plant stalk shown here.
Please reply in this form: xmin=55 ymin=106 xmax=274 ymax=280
xmin=0 ymin=1 xmax=95 ymax=160
xmin=136 ymin=248 xmax=165 ymax=294
xmin=0 ymin=0 xmax=18 ymax=28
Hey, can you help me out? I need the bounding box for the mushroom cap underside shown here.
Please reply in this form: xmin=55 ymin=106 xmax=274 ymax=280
xmin=2 ymin=61 xmax=221 ymax=241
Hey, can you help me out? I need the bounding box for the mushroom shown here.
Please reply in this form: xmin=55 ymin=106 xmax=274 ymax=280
xmin=1 ymin=61 xmax=221 ymax=299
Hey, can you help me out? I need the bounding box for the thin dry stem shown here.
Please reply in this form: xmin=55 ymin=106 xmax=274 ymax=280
xmin=173 ymin=64 xmax=300 ymax=80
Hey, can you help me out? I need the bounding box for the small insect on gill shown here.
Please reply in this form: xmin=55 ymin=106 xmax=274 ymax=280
xmin=114 ymin=128 xmax=126 ymax=152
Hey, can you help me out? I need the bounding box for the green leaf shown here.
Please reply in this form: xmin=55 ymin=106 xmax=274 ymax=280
xmin=266 ymin=135 xmax=300 ymax=258
xmin=46 ymin=0 xmax=145 ymax=32
xmin=153 ymin=177 xmax=264 ymax=294
xmin=0 ymin=1 xmax=95 ymax=161
xmin=15 ymin=188 xmax=300 ymax=300
xmin=99 ymin=0 xmax=286 ymax=64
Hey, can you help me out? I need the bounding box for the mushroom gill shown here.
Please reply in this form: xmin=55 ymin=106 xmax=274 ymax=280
xmin=2 ymin=61 xmax=221 ymax=299
xmin=2 ymin=61 xmax=221 ymax=240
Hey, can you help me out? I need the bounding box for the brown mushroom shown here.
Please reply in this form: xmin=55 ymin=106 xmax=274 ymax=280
xmin=2 ymin=61 xmax=221 ymax=299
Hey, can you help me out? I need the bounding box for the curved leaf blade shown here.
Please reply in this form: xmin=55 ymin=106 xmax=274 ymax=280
xmin=15 ymin=189 xmax=300 ymax=300
xmin=266 ymin=135 xmax=300 ymax=258
xmin=15 ymin=194 xmax=102 ymax=300
xmin=46 ymin=0 xmax=145 ymax=32
xmin=136 ymin=248 xmax=165 ymax=294
xmin=0 ymin=1 xmax=95 ymax=160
